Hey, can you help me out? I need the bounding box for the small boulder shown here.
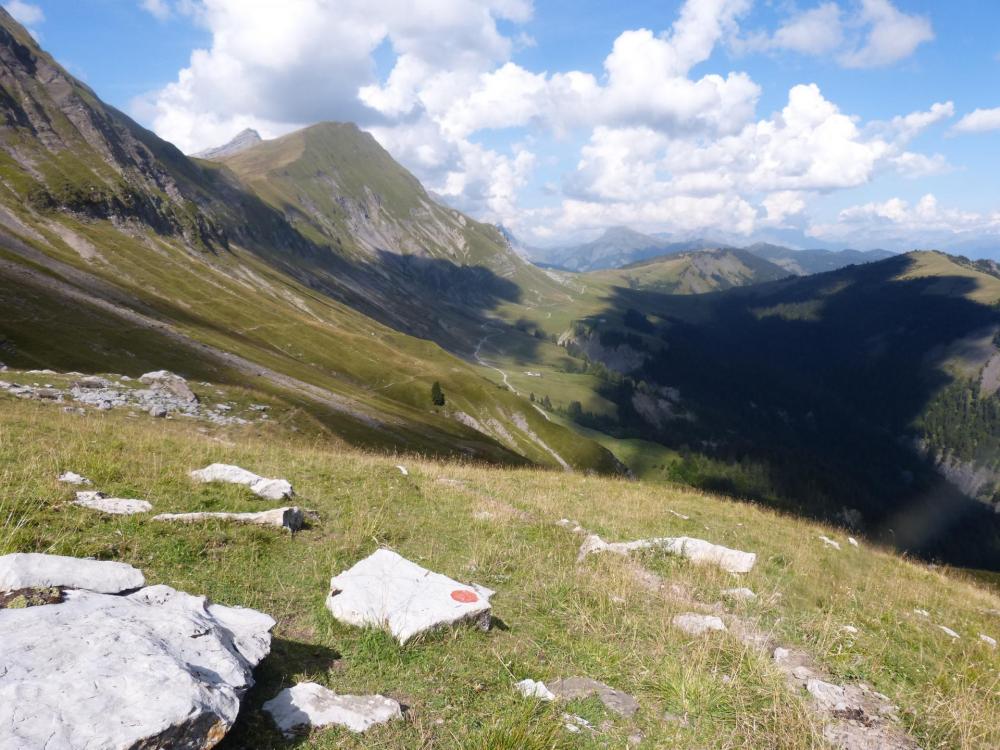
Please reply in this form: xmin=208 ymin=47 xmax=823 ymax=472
xmin=395 ymin=465 xmax=408 ymax=476
xmin=514 ymin=679 xmax=555 ymax=701
xmin=140 ymin=370 xmax=198 ymax=404
xmin=937 ymin=625 xmax=960 ymax=639
xmin=980 ymin=634 xmax=997 ymax=648
xmin=326 ymin=549 xmax=493 ymax=644
xmin=263 ymin=682 xmax=402 ymax=736
xmin=0 ymin=553 xmax=144 ymax=594
xmin=149 ymin=405 xmax=168 ymax=418
xmin=672 ymin=613 xmax=726 ymax=636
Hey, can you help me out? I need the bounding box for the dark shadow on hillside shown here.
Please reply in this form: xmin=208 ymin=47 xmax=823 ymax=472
xmin=579 ymin=254 xmax=1000 ymax=569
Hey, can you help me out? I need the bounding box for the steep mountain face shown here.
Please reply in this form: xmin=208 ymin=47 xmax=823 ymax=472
xmin=531 ymin=227 xmax=716 ymax=272
xmin=215 ymin=123 xmax=570 ymax=339
xmin=744 ymin=243 xmax=896 ymax=275
xmin=559 ymin=252 xmax=1000 ymax=567
xmin=192 ymin=128 xmax=262 ymax=160
xmin=0 ymin=9 xmax=619 ymax=474
xmin=585 ymin=248 xmax=790 ymax=294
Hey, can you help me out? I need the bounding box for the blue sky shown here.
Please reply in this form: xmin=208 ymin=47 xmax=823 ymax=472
xmin=10 ymin=0 xmax=1000 ymax=253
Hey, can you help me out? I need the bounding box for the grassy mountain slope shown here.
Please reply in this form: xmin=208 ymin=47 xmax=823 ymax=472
xmin=0 ymin=9 xmax=616 ymax=473
xmin=585 ymin=248 xmax=790 ymax=294
xmin=2 ymin=392 xmax=997 ymax=749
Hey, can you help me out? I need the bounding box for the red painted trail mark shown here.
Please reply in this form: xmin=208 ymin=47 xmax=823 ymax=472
xmin=450 ymin=589 xmax=479 ymax=603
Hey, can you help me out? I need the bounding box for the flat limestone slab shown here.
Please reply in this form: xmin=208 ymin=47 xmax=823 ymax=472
xmin=263 ymin=682 xmax=402 ymax=736
xmin=0 ymin=552 xmax=144 ymax=593
xmin=0 ymin=585 xmax=273 ymax=750
xmin=579 ymin=534 xmax=756 ymax=573
xmin=190 ymin=463 xmax=294 ymax=500
xmin=74 ymin=490 xmax=152 ymax=515
xmin=153 ymin=507 xmax=304 ymax=532
xmin=326 ymin=549 xmax=494 ymax=644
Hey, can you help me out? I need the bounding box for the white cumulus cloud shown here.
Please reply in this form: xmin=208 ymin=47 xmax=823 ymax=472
xmin=952 ymin=107 xmax=1000 ymax=134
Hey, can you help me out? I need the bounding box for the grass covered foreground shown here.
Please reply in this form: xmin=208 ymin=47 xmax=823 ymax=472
xmin=1 ymin=395 xmax=998 ymax=749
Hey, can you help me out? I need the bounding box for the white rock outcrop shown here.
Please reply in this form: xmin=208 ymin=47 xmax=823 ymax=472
xmin=263 ymin=682 xmax=402 ymax=736
xmin=73 ymin=490 xmax=153 ymax=515
xmin=326 ymin=549 xmax=494 ymax=644
xmin=153 ymin=507 xmax=304 ymax=532
xmin=672 ymin=613 xmax=727 ymax=636
xmin=0 ymin=583 xmax=274 ymax=750
xmin=579 ymin=534 xmax=756 ymax=574
xmin=0 ymin=552 xmax=144 ymax=593
xmin=190 ymin=463 xmax=294 ymax=501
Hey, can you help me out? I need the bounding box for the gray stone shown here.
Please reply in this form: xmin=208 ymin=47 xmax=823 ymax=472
xmin=139 ymin=370 xmax=199 ymax=404
xmin=672 ymin=613 xmax=727 ymax=636
xmin=149 ymin=405 xmax=168 ymax=418
xmin=722 ymin=587 xmax=757 ymax=602
xmin=73 ymin=491 xmax=153 ymax=515
xmin=579 ymin=534 xmax=756 ymax=573
xmin=326 ymin=548 xmax=493 ymax=644
xmin=190 ymin=463 xmax=295 ymax=500
xmin=546 ymin=677 xmax=639 ymax=717
xmin=0 ymin=584 xmax=273 ymax=749
xmin=0 ymin=553 xmax=144 ymax=593
xmin=153 ymin=507 xmax=304 ymax=532
xmin=263 ymin=682 xmax=402 ymax=736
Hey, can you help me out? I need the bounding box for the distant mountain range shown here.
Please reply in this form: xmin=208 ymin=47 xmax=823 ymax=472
xmin=524 ymin=225 xmax=896 ymax=275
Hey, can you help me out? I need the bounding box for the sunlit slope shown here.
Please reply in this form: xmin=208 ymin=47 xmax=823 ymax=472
xmin=1 ymin=395 xmax=997 ymax=749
